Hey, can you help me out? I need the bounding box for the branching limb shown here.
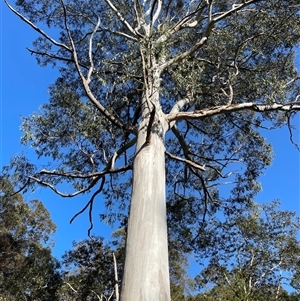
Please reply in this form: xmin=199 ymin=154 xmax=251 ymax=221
xmin=90 ymin=290 xmax=103 ymax=301
xmin=159 ymin=0 xmax=261 ymax=69
xmin=165 ymin=151 xmax=206 ymax=171
xmin=167 ymin=102 xmax=300 ymax=122
xmin=168 ymin=96 xmax=191 ymax=130
xmin=87 ymin=17 xmax=101 ymax=82
xmin=103 ymin=0 xmax=142 ymax=38
xmin=38 ymin=137 xmax=136 ymax=179
xmin=4 ymin=0 xmax=72 ymax=52
xmin=29 ymin=137 xmax=135 ymax=198
xmin=107 ymin=137 xmax=137 ymax=168
xmin=133 ymin=0 xmax=143 ymax=33
xmin=58 ymin=0 xmax=134 ymax=133
xmin=70 ymin=176 xmax=105 ymax=236
xmin=29 ymin=174 xmax=100 ymax=197
xmin=26 ymin=48 xmax=89 ymax=69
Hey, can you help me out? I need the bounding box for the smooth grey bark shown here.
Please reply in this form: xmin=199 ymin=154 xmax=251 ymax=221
xmin=120 ymin=99 xmax=170 ymax=301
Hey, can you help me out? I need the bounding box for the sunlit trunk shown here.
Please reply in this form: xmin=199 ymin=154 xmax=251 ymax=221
xmin=120 ymin=94 xmax=170 ymax=301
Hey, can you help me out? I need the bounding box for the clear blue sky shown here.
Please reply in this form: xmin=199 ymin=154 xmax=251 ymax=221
xmin=1 ymin=2 xmax=299 ymax=259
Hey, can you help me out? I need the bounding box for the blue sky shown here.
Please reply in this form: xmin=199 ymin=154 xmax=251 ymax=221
xmin=1 ymin=2 xmax=299 ymax=259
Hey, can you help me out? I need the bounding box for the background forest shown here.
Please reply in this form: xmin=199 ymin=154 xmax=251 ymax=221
xmin=1 ymin=177 xmax=300 ymax=300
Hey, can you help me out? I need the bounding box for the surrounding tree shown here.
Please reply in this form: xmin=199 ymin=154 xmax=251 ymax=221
xmin=58 ymin=231 xmax=194 ymax=301
xmin=59 ymin=236 xmax=122 ymax=301
xmin=55 ymin=201 xmax=300 ymax=301
xmin=0 ymin=177 xmax=61 ymax=300
xmin=4 ymin=1 xmax=300 ymax=300
xmin=191 ymin=201 xmax=300 ymax=301
xmin=189 ymin=284 xmax=300 ymax=301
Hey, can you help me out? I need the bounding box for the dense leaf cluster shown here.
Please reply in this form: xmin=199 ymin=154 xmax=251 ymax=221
xmin=0 ymin=177 xmax=61 ymax=300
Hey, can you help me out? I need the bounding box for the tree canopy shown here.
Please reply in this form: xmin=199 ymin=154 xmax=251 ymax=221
xmin=5 ymin=0 xmax=300 ymax=241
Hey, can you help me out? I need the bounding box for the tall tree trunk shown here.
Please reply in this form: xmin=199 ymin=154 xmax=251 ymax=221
xmin=120 ymin=101 xmax=170 ymax=301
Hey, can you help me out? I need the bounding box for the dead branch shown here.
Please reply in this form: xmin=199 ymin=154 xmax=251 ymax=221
xmin=70 ymin=176 xmax=105 ymax=236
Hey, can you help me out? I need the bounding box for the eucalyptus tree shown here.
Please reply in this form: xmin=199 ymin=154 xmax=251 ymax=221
xmin=4 ymin=0 xmax=300 ymax=300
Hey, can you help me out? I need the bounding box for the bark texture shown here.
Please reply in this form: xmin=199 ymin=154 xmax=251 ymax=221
xmin=120 ymin=106 xmax=170 ymax=301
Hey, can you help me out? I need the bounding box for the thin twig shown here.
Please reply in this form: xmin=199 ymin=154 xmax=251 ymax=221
xmin=165 ymin=151 xmax=206 ymax=171
xmin=69 ymin=176 xmax=105 ymax=237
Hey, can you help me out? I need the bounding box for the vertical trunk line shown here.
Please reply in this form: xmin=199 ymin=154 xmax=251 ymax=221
xmin=120 ymin=101 xmax=170 ymax=301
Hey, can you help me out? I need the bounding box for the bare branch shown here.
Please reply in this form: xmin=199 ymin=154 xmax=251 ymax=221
xmin=165 ymin=151 xmax=206 ymax=171
xmin=29 ymin=175 xmax=100 ymax=197
xmin=213 ymin=0 xmax=261 ymax=23
xmin=103 ymin=27 xmax=139 ymax=41
xmin=168 ymin=96 xmax=191 ymax=130
xmin=26 ymin=48 xmax=89 ymax=69
xmin=90 ymin=290 xmax=103 ymax=301
xmin=70 ymin=176 xmax=105 ymax=237
xmin=287 ymin=113 xmax=300 ymax=151
xmin=160 ymin=36 xmax=209 ymax=69
xmin=9 ymin=178 xmax=31 ymax=197
xmin=39 ymin=164 xmax=132 ymax=180
xmin=4 ymin=0 xmax=72 ymax=52
xmin=177 ymin=3 xmax=207 ymax=29
xmin=167 ymin=102 xmax=300 ymax=123
xmin=151 ymin=0 xmax=162 ymax=28
xmin=64 ymin=281 xmax=78 ymax=293
xmin=133 ymin=0 xmax=144 ymax=34
xmin=283 ymin=76 xmax=300 ymax=88
xmin=113 ymin=252 xmax=120 ymax=301
xmin=171 ymin=125 xmax=190 ymax=159
xmin=103 ymin=0 xmax=142 ymax=38
xmin=87 ymin=17 xmax=101 ymax=83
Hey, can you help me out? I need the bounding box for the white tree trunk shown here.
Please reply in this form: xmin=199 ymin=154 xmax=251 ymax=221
xmin=120 ymin=105 xmax=170 ymax=301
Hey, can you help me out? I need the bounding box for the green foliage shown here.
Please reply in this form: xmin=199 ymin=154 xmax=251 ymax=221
xmin=59 ymin=236 xmax=122 ymax=300
xmin=192 ymin=201 xmax=300 ymax=300
xmin=0 ymin=177 xmax=61 ymax=300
